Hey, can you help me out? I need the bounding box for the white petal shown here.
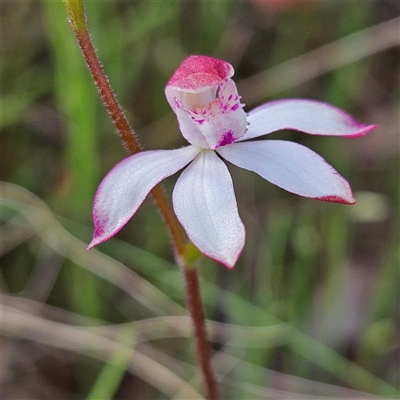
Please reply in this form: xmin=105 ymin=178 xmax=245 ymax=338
xmin=218 ymin=141 xmax=355 ymax=204
xmin=172 ymin=150 xmax=245 ymax=268
xmin=88 ymin=146 xmax=200 ymax=248
xmin=239 ymin=98 xmax=376 ymax=141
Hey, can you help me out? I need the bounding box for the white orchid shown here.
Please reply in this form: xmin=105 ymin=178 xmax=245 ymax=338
xmin=88 ymin=55 xmax=376 ymax=268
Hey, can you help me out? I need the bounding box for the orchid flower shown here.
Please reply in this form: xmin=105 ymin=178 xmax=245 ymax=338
xmin=88 ymin=55 xmax=376 ymax=268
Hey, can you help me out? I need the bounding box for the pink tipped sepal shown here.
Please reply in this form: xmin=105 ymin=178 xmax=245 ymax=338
xmin=87 ymin=213 xmax=117 ymax=250
xmin=315 ymin=194 xmax=356 ymax=205
xmin=241 ymin=99 xmax=378 ymax=141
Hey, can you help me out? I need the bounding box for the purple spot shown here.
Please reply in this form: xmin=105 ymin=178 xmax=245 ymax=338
xmin=228 ymin=94 xmax=233 ymax=101
xmin=216 ymin=130 xmax=235 ymax=148
xmin=196 ymin=119 xmax=205 ymax=124
xmin=231 ymin=103 xmax=239 ymax=111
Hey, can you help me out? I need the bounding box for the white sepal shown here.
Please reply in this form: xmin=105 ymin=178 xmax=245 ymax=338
xmin=173 ymin=150 xmax=245 ymax=268
xmin=239 ymin=98 xmax=376 ymax=141
xmin=89 ymin=146 xmax=200 ymax=248
xmin=218 ymin=140 xmax=355 ymax=204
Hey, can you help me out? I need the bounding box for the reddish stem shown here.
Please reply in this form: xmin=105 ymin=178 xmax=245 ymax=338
xmin=65 ymin=3 xmax=219 ymax=398
xmin=77 ymin=30 xmax=141 ymax=155
xmin=74 ymin=28 xmax=186 ymax=258
xmin=184 ymin=267 xmax=219 ymax=400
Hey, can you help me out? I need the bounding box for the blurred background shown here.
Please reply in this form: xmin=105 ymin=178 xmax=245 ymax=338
xmin=1 ymin=1 xmax=399 ymax=399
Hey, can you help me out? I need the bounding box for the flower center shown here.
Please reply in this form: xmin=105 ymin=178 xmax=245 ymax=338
xmin=183 ymin=79 xmax=247 ymax=149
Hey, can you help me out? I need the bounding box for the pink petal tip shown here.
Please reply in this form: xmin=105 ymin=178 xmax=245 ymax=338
xmin=316 ymin=195 xmax=356 ymax=205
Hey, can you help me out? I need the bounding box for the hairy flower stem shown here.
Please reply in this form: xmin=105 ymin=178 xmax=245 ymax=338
xmin=65 ymin=1 xmax=185 ymax=256
xmin=63 ymin=1 xmax=219 ymax=398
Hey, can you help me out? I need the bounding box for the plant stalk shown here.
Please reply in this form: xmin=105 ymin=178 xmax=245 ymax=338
xmin=183 ymin=267 xmax=219 ymax=400
xmin=63 ymin=1 xmax=219 ymax=398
